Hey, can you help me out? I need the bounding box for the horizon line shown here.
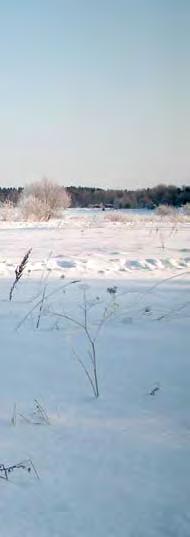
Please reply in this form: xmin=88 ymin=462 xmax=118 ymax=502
xmin=0 ymin=182 xmax=189 ymax=191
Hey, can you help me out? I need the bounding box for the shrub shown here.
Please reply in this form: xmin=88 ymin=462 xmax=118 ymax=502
xmin=20 ymin=178 xmax=71 ymax=221
xmin=155 ymin=204 xmax=178 ymax=218
xmin=104 ymin=212 xmax=131 ymax=223
xmin=183 ymin=203 xmax=190 ymax=216
xmin=0 ymin=200 xmax=15 ymax=221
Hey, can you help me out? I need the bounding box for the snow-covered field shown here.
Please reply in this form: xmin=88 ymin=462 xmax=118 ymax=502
xmin=0 ymin=211 xmax=189 ymax=536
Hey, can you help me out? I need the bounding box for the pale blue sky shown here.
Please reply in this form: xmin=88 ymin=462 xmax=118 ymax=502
xmin=0 ymin=0 xmax=189 ymax=188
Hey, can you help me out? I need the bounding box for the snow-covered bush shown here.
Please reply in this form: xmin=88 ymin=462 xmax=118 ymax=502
xmin=104 ymin=212 xmax=131 ymax=223
xmin=0 ymin=200 xmax=15 ymax=221
xmin=183 ymin=203 xmax=190 ymax=216
xmin=155 ymin=204 xmax=178 ymax=218
xmin=20 ymin=178 xmax=71 ymax=221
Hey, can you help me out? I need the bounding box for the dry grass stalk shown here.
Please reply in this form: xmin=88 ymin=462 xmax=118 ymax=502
xmin=9 ymin=248 xmax=32 ymax=301
xmin=33 ymin=399 xmax=50 ymax=425
xmin=0 ymin=458 xmax=39 ymax=480
xmin=10 ymin=403 xmax=17 ymax=426
xmin=52 ymin=288 xmax=118 ymax=398
xmin=11 ymin=399 xmax=50 ymax=426
xmin=16 ymin=279 xmax=80 ymax=331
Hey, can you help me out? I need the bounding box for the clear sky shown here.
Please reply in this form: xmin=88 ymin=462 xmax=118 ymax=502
xmin=0 ymin=0 xmax=189 ymax=188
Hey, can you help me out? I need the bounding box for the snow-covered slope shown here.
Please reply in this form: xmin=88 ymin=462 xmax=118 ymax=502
xmin=0 ymin=212 xmax=189 ymax=536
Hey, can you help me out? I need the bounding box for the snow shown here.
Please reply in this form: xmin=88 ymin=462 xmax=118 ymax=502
xmin=0 ymin=211 xmax=189 ymax=536
xmin=0 ymin=211 xmax=190 ymax=278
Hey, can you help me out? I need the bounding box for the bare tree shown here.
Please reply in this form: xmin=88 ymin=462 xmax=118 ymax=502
xmin=20 ymin=178 xmax=71 ymax=221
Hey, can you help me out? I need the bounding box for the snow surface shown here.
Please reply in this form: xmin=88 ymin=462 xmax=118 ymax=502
xmin=0 ymin=211 xmax=190 ymax=278
xmin=0 ymin=211 xmax=189 ymax=536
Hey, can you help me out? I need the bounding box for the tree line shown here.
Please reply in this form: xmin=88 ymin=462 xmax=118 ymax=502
xmin=67 ymin=184 xmax=190 ymax=208
xmin=0 ymin=184 xmax=189 ymax=209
